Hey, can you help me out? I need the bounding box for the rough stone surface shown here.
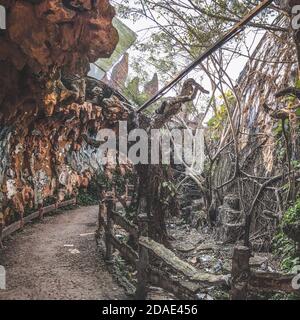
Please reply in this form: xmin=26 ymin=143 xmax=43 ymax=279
xmin=210 ymin=19 xmax=298 ymax=247
xmin=283 ymin=221 xmax=300 ymax=243
xmin=223 ymin=195 xmax=240 ymax=211
xmin=0 ymin=1 xmax=129 ymax=228
xmin=216 ymin=195 xmax=245 ymax=243
xmin=0 ymin=0 xmax=118 ymax=74
xmin=0 ymin=0 xmax=119 ymax=118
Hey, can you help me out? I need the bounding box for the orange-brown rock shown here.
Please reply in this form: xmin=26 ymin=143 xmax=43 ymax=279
xmin=0 ymin=0 xmax=129 ymax=228
xmin=0 ymin=0 xmax=119 ymax=119
xmin=1 ymin=0 xmax=118 ymax=74
xmin=0 ymin=98 xmax=130 ymax=226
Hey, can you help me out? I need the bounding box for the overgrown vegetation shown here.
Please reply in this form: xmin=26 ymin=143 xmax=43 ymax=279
xmin=117 ymin=0 xmax=279 ymax=84
xmin=123 ymin=77 xmax=150 ymax=105
xmin=76 ymin=169 xmax=136 ymax=208
xmin=76 ymin=189 xmax=99 ymax=206
xmin=283 ymin=199 xmax=300 ymax=226
xmin=273 ymin=199 xmax=300 ymax=272
xmin=76 ymin=172 xmax=106 ymax=206
xmin=207 ymin=90 xmax=235 ymax=141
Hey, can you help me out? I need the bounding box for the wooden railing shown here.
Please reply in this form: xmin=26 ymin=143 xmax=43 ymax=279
xmin=1 ymin=198 xmax=77 ymax=240
xmin=231 ymin=246 xmax=300 ymax=299
xmin=99 ymin=187 xmax=300 ymax=300
xmin=99 ymin=195 xmax=229 ymax=300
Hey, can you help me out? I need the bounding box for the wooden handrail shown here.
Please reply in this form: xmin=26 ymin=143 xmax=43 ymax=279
xmin=103 ymin=198 xmax=300 ymax=300
xmin=108 ymin=233 xmax=138 ymax=267
xmin=148 ymin=267 xmax=201 ymax=300
xmin=230 ymin=246 xmax=300 ymax=299
xmin=2 ymin=198 xmax=77 ymax=240
xmin=139 ymin=236 xmax=228 ymax=286
xmin=249 ymin=271 xmax=299 ymax=294
xmin=111 ymin=210 xmax=138 ymax=239
xmin=103 ymin=197 xmax=230 ymax=299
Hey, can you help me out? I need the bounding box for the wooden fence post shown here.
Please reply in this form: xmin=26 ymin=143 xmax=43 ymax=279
xmin=74 ymin=189 xmax=78 ymax=205
xmin=95 ymin=199 xmax=107 ymax=246
xmin=38 ymin=202 xmax=44 ymax=220
xmin=111 ymin=182 xmax=117 ymax=211
xmin=54 ymin=199 xmax=57 ymax=213
xmin=136 ymin=213 xmax=149 ymax=300
xmin=105 ymin=196 xmax=114 ymax=263
xmin=231 ymin=246 xmax=251 ymax=300
xmin=0 ymin=212 xmax=3 ymax=249
xmin=125 ymin=179 xmax=129 ymax=202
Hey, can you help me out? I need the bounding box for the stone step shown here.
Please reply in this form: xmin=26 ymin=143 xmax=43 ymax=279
xmin=216 ymin=222 xmax=245 ymax=244
xmin=223 ymin=194 xmax=240 ymax=210
xmin=190 ymin=210 xmax=207 ymax=229
xmin=191 ymin=199 xmax=204 ymax=211
xmin=217 ymin=206 xmax=244 ymax=224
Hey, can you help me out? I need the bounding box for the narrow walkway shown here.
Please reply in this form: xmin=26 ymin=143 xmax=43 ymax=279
xmin=0 ymin=206 xmax=125 ymax=300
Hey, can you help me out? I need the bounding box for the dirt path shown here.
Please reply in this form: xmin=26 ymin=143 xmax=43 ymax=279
xmin=0 ymin=206 xmax=126 ymax=300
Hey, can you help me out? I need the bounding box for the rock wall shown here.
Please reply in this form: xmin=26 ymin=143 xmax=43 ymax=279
xmin=214 ymin=17 xmax=296 ymax=182
xmin=211 ymin=16 xmax=300 ymax=248
xmin=0 ymin=0 xmax=128 ymax=226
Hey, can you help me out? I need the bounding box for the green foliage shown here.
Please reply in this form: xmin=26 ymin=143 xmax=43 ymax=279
xmin=272 ymin=119 xmax=289 ymax=162
xmin=295 ymin=78 xmax=300 ymax=89
xmin=210 ymin=289 xmax=230 ymax=300
xmin=283 ymin=199 xmax=300 ymax=226
xmin=117 ymin=0 xmax=279 ymax=82
xmin=76 ymin=190 xmax=98 ymax=206
xmin=207 ymin=90 xmax=236 ymax=140
xmin=123 ymin=77 xmax=150 ymax=106
xmin=43 ymin=196 xmax=57 ymax=206
xmin=273 ymin=199 xmax=300 ymax=272
xmin=207 ymin=104 xmax=227 ymax=130
xmin=278 ymin=78 xmax=300 ymax=106
xmin=269 ymin=292 xmax=300 ymax=300
xmin=273 ymin=231 xmax=299 ymax=272
xmin=283 ymin=93 xmax=297 ymax=105
xmin=249 ymin=291 xmax=300 ymax=300
xmin=272 ymin=120 xmax=284 ymax=137
xmin=161 ymin=180 xmax=177 ymax=205
xmin=292 ymin=160 xmax=300 ymax=170
xmin=76 ymin=173 xmax=105 ymax=206
xmin=111 ymin=255 xmax=137 ymax=296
